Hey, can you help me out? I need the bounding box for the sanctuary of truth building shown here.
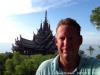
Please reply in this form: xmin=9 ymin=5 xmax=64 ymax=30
xmin=12 ymin=11 xmax=57 ymax=55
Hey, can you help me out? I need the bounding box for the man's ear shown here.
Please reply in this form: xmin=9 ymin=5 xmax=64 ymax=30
xmin=54 ymin=36 xmax=57 ymax=46
xmin=79 ymin=35 xmax=83 ymax=45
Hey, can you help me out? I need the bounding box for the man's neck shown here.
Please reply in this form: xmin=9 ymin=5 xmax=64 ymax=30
xmin=59 ymin=55 xmax=80 ymax=72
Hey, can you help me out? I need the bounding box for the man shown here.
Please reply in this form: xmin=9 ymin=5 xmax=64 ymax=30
xmin=36 ymin=18 xmax=100 ymax=75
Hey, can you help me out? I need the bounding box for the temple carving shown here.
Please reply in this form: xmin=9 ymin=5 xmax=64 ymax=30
xmin=12 ymin=11 xmax=57 ymax=55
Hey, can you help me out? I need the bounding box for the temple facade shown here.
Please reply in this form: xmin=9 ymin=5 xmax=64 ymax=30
xmin=12 ymin=11 xmax=57 ymax=55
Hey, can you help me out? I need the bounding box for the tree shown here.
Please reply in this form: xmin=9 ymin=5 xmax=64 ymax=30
xmin=79 ymin=50 xmax=85 ymax=56
xmin=15 ymin=59 xmax=35 ymax=75
xmin=4 ymin=59 xmax=14 ymax=75
xmin=90 ymin=6 xmax=100 ymax=30
xmin=2 ymin=52 xmax=55 ymax=75
xmin=0 ymin=53 xmax=7 ymax=75
xmin=99 ymin=45 xmax=100 ymax=49
xmin=87 ymin=46 xmax=95 ymax=56
xmin=96 ymin=54 xmax=100 ymax=59
xmin=5 ymin=52 xmax=13 ymax=59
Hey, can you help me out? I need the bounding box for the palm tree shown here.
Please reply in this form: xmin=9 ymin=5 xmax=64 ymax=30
xmin=90 ymin=6 xmax=100 ymax=30
xmin=98 ymin=45 xmax=100 ymax=49
xmin=79 ymin=50 xmax=85 ymax=56
xmin=87 ymin=46 xmax=95 ymax=56
xmin=96 ymin=54 xmax=100 ymax=59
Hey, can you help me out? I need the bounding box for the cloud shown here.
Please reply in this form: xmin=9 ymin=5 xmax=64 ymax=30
xmin=0 ymin=0 xmax=32 ymax=17
xmin=0 ymin=0 xmax=78 ymax=17
xmin=32 ymin=0 xmax=77 ymax=12
xmin=82 ymin=31 xmax=100 ymax=45
xmin=0 ymin=17 xmax=32 ymax=43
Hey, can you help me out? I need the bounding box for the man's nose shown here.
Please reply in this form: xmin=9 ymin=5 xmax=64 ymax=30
xmin=64 ymin=38 xmax=70 ymax=44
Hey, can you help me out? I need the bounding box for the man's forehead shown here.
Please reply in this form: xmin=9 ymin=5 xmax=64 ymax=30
xmin=56 ymin=25 xmax=79 ymax=36
xmin=57 ymin=25 xmax=75 ymax=32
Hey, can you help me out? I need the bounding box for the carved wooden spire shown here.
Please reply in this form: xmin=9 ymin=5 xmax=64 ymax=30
xmin=45 ymin=10 xmax=47 ymax=21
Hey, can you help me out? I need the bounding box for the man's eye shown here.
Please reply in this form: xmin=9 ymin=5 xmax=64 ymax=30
xmin=60 ymin=37 xmax=65 ymax=40
xmin=68 ymin=37 xmax=73 ymax=40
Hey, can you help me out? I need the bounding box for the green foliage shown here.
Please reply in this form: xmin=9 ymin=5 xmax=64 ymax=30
xmin=12 ymin=52 xmax=26 ymax=66
xmin=5 ymin=52 xmax=13 ymax=59
xmin=0 ymin=52 xmax=56 ymax=75
xmin=90 ymin=6 xmax=100 ymax=29
xmin=0 ymin=53 xmax=6 ymax=62
xmin=0 ymin=53 xmax=7 ymax=75
xmin=4 ymin=59 xmax=14 ymax=75
xmin=31 ymin=54 xmax=56 ymax=71
xmin=0 ymin=52 xmax=13 ymax=75
xmin=15 ymin=59 xmax=35 ymax=75
xmin=96 ymin=54 xmax=100 ymax=59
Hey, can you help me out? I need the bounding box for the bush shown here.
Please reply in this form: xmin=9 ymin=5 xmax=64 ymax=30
xmin=96 ymin=54 xmax=100 ymax=59
xmin=2 ymin=52 xmax=56 ymax=75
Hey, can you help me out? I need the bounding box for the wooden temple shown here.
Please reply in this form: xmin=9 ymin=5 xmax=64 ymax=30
xmin=12 ymin=11 xmax=57 ymax=55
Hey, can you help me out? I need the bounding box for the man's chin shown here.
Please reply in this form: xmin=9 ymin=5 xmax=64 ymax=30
xmin=63 ymin=53 xmax=74 ymax=60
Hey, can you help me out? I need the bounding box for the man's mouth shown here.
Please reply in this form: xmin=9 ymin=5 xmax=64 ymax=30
xmin=63 ymin=49 xmax=73 ymax=54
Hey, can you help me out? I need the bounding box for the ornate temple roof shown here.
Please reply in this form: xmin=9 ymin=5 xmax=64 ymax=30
xmin=19 ymin=37 xmax=34 ymax=48
xmin=12 ymin=11 xmax=57 ymax=55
